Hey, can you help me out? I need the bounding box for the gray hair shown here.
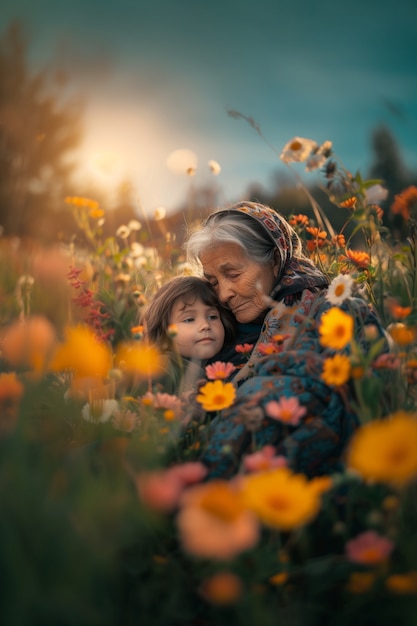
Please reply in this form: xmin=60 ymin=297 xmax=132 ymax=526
xmin=185 ymin=210 xmax=276 ymax=270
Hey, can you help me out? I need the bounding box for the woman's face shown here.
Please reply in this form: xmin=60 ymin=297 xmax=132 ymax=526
xmin=200 ymin=243 xmax=278 ymax=323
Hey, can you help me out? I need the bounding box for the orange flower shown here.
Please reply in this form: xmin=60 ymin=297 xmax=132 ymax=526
xmin=196 ymin=380 xmax=236 ymax=411
xmin=342 ymin=249 xmax=370 ymax=269
xmin=332 ymin=233 xmax=346 ymax=247
xmin=319 ymin=307 xmax=354 ymax=350
xmin=289 ymin=214 xmax=309 ymax=227
xmin=385 ymin=572 xmax=417 ymax=594
xmin=115 ymin=341 xmax=167 ymax=379
xmin=0 ymin=316 xmax=57 ymax=373
xmin=387 ymin=323 xmax=416 ymax=346
xmin=390 ymin=186 xmax=417 ymax=221
xmin=306 ymin=226 xmax=327 ymax=239
xmin=50 ymin=324 xmax=112 ymax=380
xmin=199 ymin=572 xmax=243 ymax=605
xmin=176 ymin=480 xmax=259 ymax=560
xmin=339 ymin=197 xmax=357 ymax=210
xmin=0 ymin=372 xmax=24 ymax=435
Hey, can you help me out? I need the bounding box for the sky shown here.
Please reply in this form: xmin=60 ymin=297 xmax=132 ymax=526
xmin=1 ymin=0 xmax=417 ymax=217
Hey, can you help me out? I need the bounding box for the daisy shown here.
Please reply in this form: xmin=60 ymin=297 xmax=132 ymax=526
xmin=326 ymin=274 xmax=354 ymax=305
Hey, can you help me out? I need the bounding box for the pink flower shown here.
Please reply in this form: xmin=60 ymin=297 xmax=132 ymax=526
xmin=205 ymin=361 xmax=237 ymax=380
xmin=265 ymin=396 xmax=307 ymax=426
xmin=373 ymin=353 xmax=401 ymax=370
xmin=243 ymin=445 xmax=288 ymax=473
xmin=169 ymin=462 xmax=208 ymax=485
xmin=235 ymin=343 xmax=254 ymax=354
xmin=346 ymin=531 xmax=395 ymax=565
xmin=136 ymin=470 xmax=182 ymax=512
xmin=136 ymin=462 xmax=208 ymax=513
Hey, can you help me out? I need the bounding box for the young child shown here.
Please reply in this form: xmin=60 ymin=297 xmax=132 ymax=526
xmin=141 ymin=276 xmax=236 ymax=395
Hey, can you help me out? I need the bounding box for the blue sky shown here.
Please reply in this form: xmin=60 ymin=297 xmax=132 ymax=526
xmin=1 ymin=0 xmax=417 ymax=216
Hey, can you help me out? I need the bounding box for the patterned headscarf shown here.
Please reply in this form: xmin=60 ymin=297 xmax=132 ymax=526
xmin=204 ymin=201 xmax=328 ymax=301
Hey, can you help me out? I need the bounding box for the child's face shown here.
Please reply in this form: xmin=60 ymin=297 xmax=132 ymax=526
xmin=169 ymin=297 xmax=225 ymax=360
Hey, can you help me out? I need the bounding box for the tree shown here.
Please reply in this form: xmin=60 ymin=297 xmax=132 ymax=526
xmin=0 ymin=21 xmax=83 ymax=239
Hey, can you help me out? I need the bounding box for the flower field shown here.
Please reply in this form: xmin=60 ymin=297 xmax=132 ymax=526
xmin=1 ymin=138 xmax=417 ymax=626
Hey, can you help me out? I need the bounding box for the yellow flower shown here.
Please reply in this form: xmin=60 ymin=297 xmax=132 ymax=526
xmin=115 ymin=341 xmax=167 ymax=379
xmin=49 ymin=325 xmax=112 ymax=379
xmin=319 ymin=307 xmax=354 ymax=350
xmin=347 ymin=411 xmax=417 ymax=486
xmin=196 ymin=380 xmax=236 ymax=412
xmin=322 ymin=354 xmax=351 ymax=386
xmin=239 ymin=467 xmax=322 ymax=530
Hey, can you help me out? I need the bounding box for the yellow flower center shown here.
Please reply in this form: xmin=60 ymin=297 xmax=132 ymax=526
xmin=290 ymin=140 xmax=302 ymax=151
xmin=335 ymin=284 xmax=345 ymax=297
xmin=200 ymin=486 xmax=242 ymax=522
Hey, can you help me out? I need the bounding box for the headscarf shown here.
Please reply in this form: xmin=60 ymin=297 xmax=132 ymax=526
xmin=203 ymin=202 xmax=328 ymax=302
xmin=203 ymin=202 xmax=329 ymax=382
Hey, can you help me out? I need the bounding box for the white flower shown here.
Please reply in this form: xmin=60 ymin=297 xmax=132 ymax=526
xmin=128 ymin=219 xmax=142 ymax=231
xmin=208 ymin=160 xmax=221 ymax=175
xmin=280 ymin=137 xmax=318 ymax=163
xmin=153 ymin=207 xmax=166 ymax=221
xmin=326 ymin=274 xmax=354 ymax=305
xmin=365 ymin=184 xmax=388 ymax=205
xmin=130 ymin=242 xmax=145 ymax=258
xmin=116 ymin=225 xmax=131 ymax=238
xmin=82 ymin=399 xmax=120 ymax=423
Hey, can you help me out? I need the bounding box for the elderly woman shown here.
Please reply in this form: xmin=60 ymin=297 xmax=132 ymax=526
xmin=185 ymin=201 xmax=388 ymax=479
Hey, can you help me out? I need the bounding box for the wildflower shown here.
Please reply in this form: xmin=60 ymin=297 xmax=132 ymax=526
xmin=322 ymin=354 xmax=351 ymax=386
xmin=205 ymin=361 xmax=237 ymax=380
xmin=341 ymin=249 xmax=370 ymax=270
xmin=116 ymin=225 xmax=131 ymax=238
xmin=289 ymin=214 xmax=309 ymax=227
xmin=387 ymin=322 xmax=416 ymax=346
xmin=81 ymin=399 xmax=119 ymax=424
xmin=346 ymin=572 xmax=376 ymax=593
xmin=50 ymin=325 xmax=112 ymax=380
xmin=0 ymin=372 xmax=24 ymax=435
xmin=347 ymin=411 xmax=417 ymax=486
xmin=115 ymin=341 xmax=167 ymax=379
xmin=243 ymin=445 xmax=287 ymax=473
xmin=265 ymin=396 xmax=306 ymax=426
xmin=372 ymin=353 xmax=401 ymax=370
xmin=112 ymin=409 xmax=138 ymax=432
xmin=257 ymin=342 xmax=281 ymax=355
xmin=332 ymin=233 xmax=346 ymax=247
xmin=127 ymin=219 xmax=142 ymax=231
xmin=339 ymin=197 xmax=357 ymax=210
xmin=153 ymin=207 xmax=166 ymax=221
xmin=89 ymin=207 xmax=105 ymax=219
xmin=176 ymin=480 xmax=259 ymax=560
xmin=385 ymin=572 xmax=417 ymax=594
xmin=280 ymin=137 xmax=318 ymax=163
xmin=196 ymin=380 xmax=236 ymax=412
xmin=390 ymin=185 xmax=417 ymax=220
xmin=365 ymin=184 xmax=388 ymax=205
xmin=269 ymin=572 xmax=289 ymax=586
xmin=319 ymin=307 xmax=354 ymax=350
xmin=131 ymin=325 xmax=144 ymax=339
xmin=167 ymin=324 xmax=178 ymax=338
xmin=326 ymin=274 xmax=354 ymax=305
xmin=199 ymin=572 xmax=242 ymax=605
xmin=208 ymin=160 xmax=221 ymax=175
xmin=235 ymin=343 xmax=254 ymax=354
xmin=240 ymin=467 xmax=322 ymax=530
xmin=387 ymin=299 xmax=412 ymax=320
xmin=0 ymin=316 xmax=57 ymax=373
xmin=346 ymin=530 xmax=394 ymax=566
xmin=306 ymin=226 xmax=327 ymax=241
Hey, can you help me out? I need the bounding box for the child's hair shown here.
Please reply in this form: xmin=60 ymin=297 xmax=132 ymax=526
xmin=141 ymin=275 xmax=235 ymax=351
